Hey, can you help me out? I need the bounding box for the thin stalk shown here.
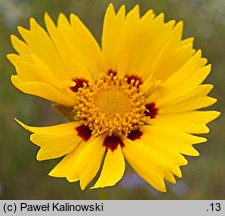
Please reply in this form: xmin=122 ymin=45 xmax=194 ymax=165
xmin=99 ymin=188 xmax=107 ymax=200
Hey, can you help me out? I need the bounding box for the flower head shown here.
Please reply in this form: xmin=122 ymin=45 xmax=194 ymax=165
xmin=9 ymin=4 xmax=220 ymax=192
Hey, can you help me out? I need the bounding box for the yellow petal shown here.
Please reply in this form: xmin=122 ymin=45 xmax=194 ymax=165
xmin=44 ymin=13 xmax=76 ymax=80
xmin=162 ymin=50 xmax=205 ymax=87
xmin=70 ymin=14 xmax=104 ymax=77
xmin=49 ymin=142 xmax=87 ymax=179
xmin=123 ymin=138 xmax=167 ymax=192
xmin=30 ymin=54 xmax=59 ymax=83
xmin=18 ymin=19 xmax=69 ymax=80
xmin=10 ymin=35 xmax=33 ymax=63
xmin=66 ymin=135 xmax=106 ymax=190
xmin=16 ymin=120 xmax=82 ymax=161
xmin=159 ymin=65 xmax=212 ymax=106
xmin=11 ymin=77 xmax=75 ymax=106
xmin=141 ymin=36 xmax=195 ymax=95
xmin=153 ymin=84 xmax=213 ymax=110
xmin=132 ymin=131 xmax=188 ymax=179
xmin=7 ymin=53 xmax=20 ymax=65
xmin=172 ymin=166 xmax=182 ymax=178
xmin=127 ymin=5 xmax=140 ymax=19
xmin=57 ymin=13 xmax=70 ymax=27
xmin=45 ymin=12 xmax=104 ymax=80
xmin=13 ymin=54 xmax=59 ymax=84
xmin=102 ymin=3 xmax=126 ymax=72
xmin=159 ymin=96 xmax=217 ymax=113
xmin=31 ymin=133 xmax=81 ymax=161
xmin=92 ymin=145 xmax=125 ymax=188
xmin=11 ymin=54 xmax=76 ymax=105
xmin=148 ymin=52 xmax=211 ymax=105
xmin=103 ymin=6 xmax=189 ymax=86
xmin=10 ymin=12 xmax=103 ymax=97
xmin=150 ymin=36 xmax=194 ymax=81
xmin=12 ymin=58 xmax=42 ymax=82
xmin=141 ymin=125 xmax=203 ymax=156
xmin=148 ymin=111 xmax=221 ymax=134
xmin=16 ymin=119 xmax=80 ymax=135
xmin=164 ymin=173 xmax=176 ymax=184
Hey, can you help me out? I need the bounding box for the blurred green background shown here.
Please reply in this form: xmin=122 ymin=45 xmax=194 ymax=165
xmin=0 ymin=0 xmax=224 ymax=199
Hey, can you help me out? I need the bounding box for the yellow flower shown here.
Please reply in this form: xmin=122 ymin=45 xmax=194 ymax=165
xmin=9 ymin=4 xmax=220 ymax=192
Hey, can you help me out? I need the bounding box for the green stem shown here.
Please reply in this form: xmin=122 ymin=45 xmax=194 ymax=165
xmin=99 ymin=188 xmax=107 ymax=200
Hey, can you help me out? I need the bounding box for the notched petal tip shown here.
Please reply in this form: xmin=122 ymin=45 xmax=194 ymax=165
xmin=30 ymin=134 xmax=44 ymax=147
xmin=11 ymin=75 xmax=20 ymax=87
xmin=66 ymin=175 xmax=79 ymax=183
xmin=18 ymin=25 xmax=29 ymax=35
xmin=10 ymin=34 xmax=17 ymax=42
xmin=165 ymin=173 xmax=177 ymax=184
xmin=207 ymin=64 xmax=212 ymax=70
xmin=11 ymin=34 xmax=23 ymax=47
xmin=118 ymin=4 xmax=126 ymax=15
xmin=36 ymin=150 xmax=45 ymax=161
xmin=80 ymin=180 xmax=88 ymax=191
xmin=107 ymin=2 xmax=115 ymax=11
xmin=29 ymin=17 xmax=37 ymax=27
xmin=172 ymin=167 xmax=183 ymax=178
xmin=48 ymin=171 xmax=54 ymax=177
xmin=195 ymin=49 xmax=202 ymax=58
xmin=48 ymin=167 xmax=69 ymax=178
xmin=176 ymin=20 xmax=183 ymax=29
xmin=7 ymin=54 xmax=18 ymax=65
xmin=69 ymin=13 xmax=77 ymax=22
xmin=15 ymin=118 xmax=33 ymax=132
xmin=160 ymin=186 xmax=166 ymax=193
xmin=194 ymin=149 xmax=200 ymax=157
xmin=188 ymin=37 xmax=195 ymax=43
xmin=58 ymin=12 xmax=67 ymax=19
xmin=57 ymin=13 xmax=70 ymax=26
xmin=172 ymin=21 xmax=183 ymax=38
xmin=152 ymin=178 xmax=167 ymax=192
xmin=133 ymin=4 xmax=140 ymax=12
xmin=44 ymin=12 xmax=50 ymax=19
xmin=204 ymin=111 xmax=221 ymax=123
xmin=167 ymin=19 xmax=176 ymax=28
xmin=196 ymin=136 xmax=207 ymax=144
xmin=212 ymin=111 xmax=221 ymax=119
xmin=140 ymin=9 xmax=155 ymax=22
xmin=44 ymin=12 xmax=56 ymax=27
xmin=105 ymin=2 xmax=116 ymax=19
xmin=155 ymin=12 xmax=165 ymax=22
xmin=90 ymin=185 xmax=104 ymax=190
xmin=209 ymin=97 xmax=217 ymax=106
xmin=127 ymin=4 xmax=140 ymax=19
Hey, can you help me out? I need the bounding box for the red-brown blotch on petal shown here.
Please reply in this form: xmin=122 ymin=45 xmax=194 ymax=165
xmin=76 ymin=125 xmax=92 ymax=141
xmin=70 ymin=78 xmax=88 ymax=92
xmin=145 ymin=103 xmax=158 ymax=119
xmin=108 ymin=69 xmax=117 ymax=77
xmin=103 ymin=135 xmax=124 ymax=151
xmin=127 ymin=129 xmax=143 ymax=141
xmin=125 ymin=75 xmax=143 ymax=87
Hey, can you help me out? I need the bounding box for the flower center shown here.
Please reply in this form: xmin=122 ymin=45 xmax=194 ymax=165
xmin=74 ymin=73 xmax=147 ymax=137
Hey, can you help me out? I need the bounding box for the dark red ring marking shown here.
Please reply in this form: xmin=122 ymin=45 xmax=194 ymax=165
xmin=145 ymin=103 xmax=158 ymax=119
xmin=70 ymin=78 xmax=88 ymax=92
xmin=103 ymin=135 xmax=124 ymax=152
xmin=76 ymin=125 xmax=92 ymax=142
xmin=125 ymin=75 xmax=143 ymax=87
xmin=127 ymin=129 xmax=143 ymax=141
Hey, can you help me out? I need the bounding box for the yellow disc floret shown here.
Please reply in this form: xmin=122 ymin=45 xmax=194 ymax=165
xmin=74 ymin=73 xmax=147 ymax=137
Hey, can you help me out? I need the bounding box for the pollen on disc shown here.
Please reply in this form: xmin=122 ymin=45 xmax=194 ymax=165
xmin=74 ymin=73 xmax=148 ymax=137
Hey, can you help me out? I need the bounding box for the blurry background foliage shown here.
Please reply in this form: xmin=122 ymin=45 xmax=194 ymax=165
xmin=0 ymin=0 xmax=224 ymax=199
